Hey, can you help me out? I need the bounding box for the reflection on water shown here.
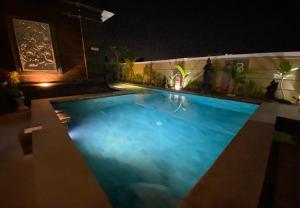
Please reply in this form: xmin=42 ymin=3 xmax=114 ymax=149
xmin=169 ymin=94 xmax=187 ymax=112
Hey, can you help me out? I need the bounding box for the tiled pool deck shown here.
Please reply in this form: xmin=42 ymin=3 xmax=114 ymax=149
xmin=2 ymin=83 xmax=298 ymax=207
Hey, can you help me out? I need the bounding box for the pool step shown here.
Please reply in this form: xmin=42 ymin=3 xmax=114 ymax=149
xmin=56 ymin=112 xmax=71 ymax=124
xmin=55 ymin=110 xmax=71 ymax=129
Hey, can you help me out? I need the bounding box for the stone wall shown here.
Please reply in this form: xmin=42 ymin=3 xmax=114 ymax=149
xmin=127 ymin=52 xmax=300 ymax=101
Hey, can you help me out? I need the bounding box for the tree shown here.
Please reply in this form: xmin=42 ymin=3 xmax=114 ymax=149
xmin=274 ymin=60 xmax=299 ymax=100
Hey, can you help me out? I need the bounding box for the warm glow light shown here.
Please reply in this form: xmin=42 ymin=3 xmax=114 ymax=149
xmin=101 ymin=10 xmax=115 ymax=22
xmin=291 ymin=67 xmax=299 ymax=72
xmin=37 ymin=82 xmax=52 ymax=88
xmin=112 ymin=83 xmax=146 ymax=90
xmin=175 ymin=83 xmax=181 ymax=91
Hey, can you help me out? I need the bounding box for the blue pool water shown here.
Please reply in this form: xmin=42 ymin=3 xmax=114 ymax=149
xmin=52 ymin=91 xmax=258 ymax=208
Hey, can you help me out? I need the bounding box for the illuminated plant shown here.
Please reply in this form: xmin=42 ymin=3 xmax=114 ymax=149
xmin=274 ymin=60 xmax=299 ymax=100
xmin=223 ymin=62 xmax=248 ymax=94
xmin=8 ymin=71 xmax=21 ymax=86
xmin=167 ymin=74 xmax=176 ymax=87
xmin=174 ymin=64 xmax=191 ymax=88
xmin=232 ymin=65 xmax=247 ymax=86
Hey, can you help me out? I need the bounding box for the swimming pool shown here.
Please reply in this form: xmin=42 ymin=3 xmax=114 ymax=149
xmin=52 ymin=91 xmax=258 ymax=208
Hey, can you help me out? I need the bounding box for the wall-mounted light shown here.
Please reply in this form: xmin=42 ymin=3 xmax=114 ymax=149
xmin=37 ymin=82 xmax=53 ymax=88
xmin=90 ymin=46 xmax=100 ymax=52
xmin=101 ymin=10 xmax=115 ymax=22
xmin=291 ymin=67 xmax=299 ymax=72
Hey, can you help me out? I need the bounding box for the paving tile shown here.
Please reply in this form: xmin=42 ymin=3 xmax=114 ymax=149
xmin=0 ymin=156 xmax=34 ymax=208
xmin=250 ymin=102 xmax=278 ymax=124
xmin=0 ymin=110 xmax=30 ymax=161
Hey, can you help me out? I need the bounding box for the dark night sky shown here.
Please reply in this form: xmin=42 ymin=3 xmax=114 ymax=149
xmin=81 ymin=1 xmax=300 ymax=60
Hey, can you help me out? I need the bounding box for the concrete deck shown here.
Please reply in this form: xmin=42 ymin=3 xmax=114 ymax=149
xmin=0 ymin=110 xmax=31 ymax=161
xmin=276 ymin=104 xmax=300 ymax=136
xmin=33 ymin=126 xmax=111 ymax=208
xmin=0 ymin=110 xmax=34 ymax=208
xmin=278 ymin=103 xmax=300 ymax=121
xmin=258 ymin=131 xmax=300 ymax=207
xmin=0 ymin=155 xmax=34 ymax=208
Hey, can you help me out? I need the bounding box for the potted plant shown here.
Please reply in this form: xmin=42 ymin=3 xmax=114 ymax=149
xmin=7 ymin=71 xmax=26 ymax=110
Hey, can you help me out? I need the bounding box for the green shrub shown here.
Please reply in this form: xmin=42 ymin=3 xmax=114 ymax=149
xmin=238 ymin=80 xmax=265 ymax=99
xmin=104 ymin=63 xmax=119 ymax=83
xmin=184 ymin=80 xmax=201 ymax=91
xmin=150 ymin=71 xmax=164 ymax=87
xmin=7 ymin=86 xmax=23 ymax=98
xmin=133 ymin=74 xmax=144 ymax=83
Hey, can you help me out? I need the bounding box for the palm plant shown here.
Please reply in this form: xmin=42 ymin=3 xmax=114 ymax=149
xmin=274 ymin=60 xmax=299 ymax=100
xmin=174 ymin=64 xmax=191 ymax=88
